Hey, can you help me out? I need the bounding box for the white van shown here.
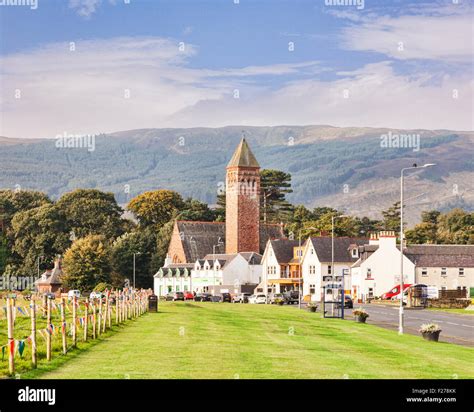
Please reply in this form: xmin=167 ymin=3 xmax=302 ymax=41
xmin=67 ymin=290 xmax=81 ymax=300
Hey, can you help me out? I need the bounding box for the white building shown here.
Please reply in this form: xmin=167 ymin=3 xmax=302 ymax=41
xmin=405 ymin=245 xmax=474 ymax=295
xmin=154 ymin=252 xmax=262 ymax=296
xmin=351 ymin=231 xmax=415 ymax=302
xmin=301 ymin=236 xmax=369 ymax=301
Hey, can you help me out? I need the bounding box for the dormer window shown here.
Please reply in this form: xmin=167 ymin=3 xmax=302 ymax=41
xmin=351 ymin=248 xmax=359 ymax=258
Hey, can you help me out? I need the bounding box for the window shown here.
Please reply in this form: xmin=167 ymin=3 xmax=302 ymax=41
xmin=459 ymin=268 xmax=464 ymax=277
xmin=366 ymin=268 xmax=372 ymax=279
xmin=309 ymin=265 xmax=316 ymax=275
xmin=421 ymin=268 xmax=428 ymax=277
xmin=328 ymin=265 xmax=332 ymax=275
xmin=441 ymin=268 xmax=447 ymax=277
xmin=351 ymin=248 xmax=358 ymax=258
xmin=311 ymin=248 xmax=314 ymax=254
xmin=309 ymin=284 xmax=315 ymax=294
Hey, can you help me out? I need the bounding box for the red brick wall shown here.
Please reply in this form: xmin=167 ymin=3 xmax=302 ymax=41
xmin=226 ymin=166 xmax=260 ymax=254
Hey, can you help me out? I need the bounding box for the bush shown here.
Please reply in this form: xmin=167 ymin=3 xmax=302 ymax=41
xmin=419 ymin=323 xmax=441 ymax=333
xmin=93 ymin=282 xmax=110 ymax=292
xmin=352 ymin=308 xmax=369 ymax=319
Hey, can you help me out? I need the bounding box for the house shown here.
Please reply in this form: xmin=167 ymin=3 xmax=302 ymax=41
xmin=35 ymin=257 xmax=63 ymax=296
xmin=301 ymin=236 xmax=369 ymax=301
xmin=405 ymin=245 xmax=474 ymax=295
xmin=154 ymin=138 xmax=285 ymax=296
xmin=351 ymin=231 xmax=416 ymax=302
xmin=191 ymin=252 xmax=262 ymax=294
xmin=258 ymin=239 xmax=301 ymax=294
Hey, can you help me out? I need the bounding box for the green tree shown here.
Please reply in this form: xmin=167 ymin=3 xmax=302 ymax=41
xmin=57 ymin=189 xmax=125 ymax=240
xmin=110 ymin=226 xmax=157 ymax=288
xmin=127 ymin=190 xmax=184 ymax=227
xmin=381 ymin=201 xmax=401 ymax=232
xmin=437 ymin=209 xmax=474 ymax=244
xmin=153 ymin=220 xmax=175 ymax=270
xmin=10 ymin=204 xmax=70 ymax=275
xmin=178 ymin=198 xmax=217 ymax=221
xmin=260 ymin=169 xmax=293 ymax=223
xmin=0 ymin=232 xmax=8 ymax=275
xmin=63 ymin=235 xmax=111 ymax=291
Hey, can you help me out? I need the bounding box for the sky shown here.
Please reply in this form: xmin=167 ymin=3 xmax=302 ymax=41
xmin=0 ymin=0 xmax=472 ymax=138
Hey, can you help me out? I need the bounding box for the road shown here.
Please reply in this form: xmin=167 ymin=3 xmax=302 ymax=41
xmin=348 ymin=304 xmax=474 ymax=346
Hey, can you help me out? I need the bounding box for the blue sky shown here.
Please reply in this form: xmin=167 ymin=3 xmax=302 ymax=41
xmin=0 ymin=0 xmax=472 ymax=137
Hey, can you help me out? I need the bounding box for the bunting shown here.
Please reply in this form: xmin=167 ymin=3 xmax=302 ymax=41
xmin=17 ymin=340 xmax=25 ymax=358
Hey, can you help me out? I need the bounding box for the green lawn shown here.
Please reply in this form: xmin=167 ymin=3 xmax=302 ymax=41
xmin=427 ymin=307 xmax=474 ymax=316
xmin=23 ymin=301 xmax=473 ymax=379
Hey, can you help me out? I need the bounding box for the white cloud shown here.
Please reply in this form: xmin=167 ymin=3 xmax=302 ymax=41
xmin=68 ymin=0 xmax=102 ymax=18
xmin=0 ymin=36 xmax=472 ymax=138
xmin=338 ymin=6 xmax=473 ymax=62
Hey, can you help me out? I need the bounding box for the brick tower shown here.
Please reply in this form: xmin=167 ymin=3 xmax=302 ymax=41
xmin=225 ymin=138 xmax=260 ymax=254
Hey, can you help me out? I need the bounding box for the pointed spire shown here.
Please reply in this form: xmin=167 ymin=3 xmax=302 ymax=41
xmin=227 ymin=138 xmax=260 ymax=168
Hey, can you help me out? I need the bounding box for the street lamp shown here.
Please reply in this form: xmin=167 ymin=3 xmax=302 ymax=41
xmin=133 ymin=252 xmax=141 ymax=289
xmin=399 ymin=163 xmax=435 ymax=334
xmin=331 ymin=215 xmax=349 ymax=318
xmin=213 ymin=237 xmax=223 ymax=295
xmin=298 ymin=226 xmax=317 ymax=309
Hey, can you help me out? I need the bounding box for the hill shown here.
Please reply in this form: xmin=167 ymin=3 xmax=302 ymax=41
xmin=0 ymin=125 xmax=472 ymax=225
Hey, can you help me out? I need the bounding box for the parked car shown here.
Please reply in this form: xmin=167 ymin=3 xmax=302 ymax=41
xmin=183 ymin=292 xmax=194 ymax=300
xmin=67 ymin=290 xmax=81 ymax=301
xmin=232 ymin=293 xmax=251 ymax=303
xmin=165 ymin=293 xmax=174 ymax=301
xmin=194 ymin=293 xmax=212 ymax=302
xmin=210 ymin=295 xmax=222 ymax=302
xmin=89 ymin=291 xmax=103 ymax=300
xmin=268 ymin=293 xmax=285 ymax=304
xmin=344 ymin=295 xmax=353 ymax=308
xmin=221 ymin=293 xmax=232 ymax=303
xmin=283 ymin=291 xmax=300 ymax=305
xmin=381 ymin=284 xmax=412 ymax=300
xmin=248 ymin=294 xmax=267 ymax=304
xmin=173 ymin=292 xmax=185 ymax=301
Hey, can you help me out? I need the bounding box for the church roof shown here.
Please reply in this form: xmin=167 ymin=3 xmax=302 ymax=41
xmin=227 ymin=138 xmax=260 ymax=168
xmin=176 ymin=220 xmax=283 ymax=262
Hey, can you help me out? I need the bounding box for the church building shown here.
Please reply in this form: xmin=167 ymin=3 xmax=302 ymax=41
xmin=154 ymin=138 xmax=285 ymax=296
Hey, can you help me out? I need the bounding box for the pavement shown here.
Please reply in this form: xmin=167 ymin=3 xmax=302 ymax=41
xmin=345 ymin=304 xmax=474 ymax=346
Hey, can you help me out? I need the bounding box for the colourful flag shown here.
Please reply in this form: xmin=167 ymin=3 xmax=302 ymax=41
xmin=18 ymin=340 xmax=25 ymax=358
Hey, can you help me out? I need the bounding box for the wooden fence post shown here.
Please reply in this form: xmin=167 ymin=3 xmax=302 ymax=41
xmin=6 ymin=297 xmax=15 ymax=375
xmin=30 ymin=298 xmax=37 ymax=368
xmin=84 ymin=299 xmax=89 ymax=342
xmin=92 ymin=302 xmax=96 ymax=339
xmin=115 ymin=291 xmax=119 ymax=325
xmin=97 ymin=297 xmax=102 ymax=336
xmin=72 ymin=296 xmax=77 ymax=348
xmin=46 ymin=297 xmax=52 ymax=361
xmin=60 ymin=297 xmax=67 ymax=355
xmin=102 ymin=295 xmax=107 ymax=333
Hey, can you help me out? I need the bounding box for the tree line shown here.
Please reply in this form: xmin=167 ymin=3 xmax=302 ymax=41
xmin=0 ymin=169 xmax=472 ymax=290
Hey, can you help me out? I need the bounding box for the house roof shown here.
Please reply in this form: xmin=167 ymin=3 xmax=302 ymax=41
xmin=202 ymin=252 xmax=263 ymax=267
xmin=35 ymin=260 xmax=63 ymax=285
xmin=176 ymin=220 xmax=283 ymax=262
xmin=227 ymin=138 xmax=260 ymax=168
xmin=405 ymin=245 xmax=474 ymax=267
xmin=310 ymin=237 xmax=369 ymax=263
xmin=270 ymin=239 xmax=301 ymax=264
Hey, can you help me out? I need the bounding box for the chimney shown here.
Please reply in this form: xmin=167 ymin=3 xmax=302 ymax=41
xmin=378 ymin=231 xmax=396 ymax=249
xmin=369 ymin=232 xmax=379 ymax=245
xmin=54 ymin=255 xmax=62 ymax=269
xmin=164 ymin=254 xmax=172 ymax=267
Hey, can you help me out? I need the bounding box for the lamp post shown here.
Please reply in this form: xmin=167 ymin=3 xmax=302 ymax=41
xmin=399 ymin=163 xmax=435 ymax=334
xmin=331 ymin=215 xmax=349 ymax=318
xmin=213 ymin=237 xmax=223 ymax=295
xmin=133 ymin=252 xmax=141 ymax=289
xmin=298 ymin=226 xmax=317 ymax=309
